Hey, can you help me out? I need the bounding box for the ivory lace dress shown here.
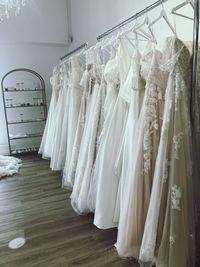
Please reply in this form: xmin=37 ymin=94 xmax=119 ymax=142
xmin=87 ymin=50 xmax=120 ymax=212
xmin=63 ymin=48 xmax=99 ymax=189
xmin=115 ymin=47 xmax=168 ymax=259
xmin=139 ymin=37 xmax=195 ymax=267
xmin=62 ymin=56 xmax=83 ymax=188
xmin=70 ymin=64 xmax=106 ymax=214
xmin=50 ymin=63 xmax=71 ymax=170
xmin=39 ymin=65 xmax=60 ymax=159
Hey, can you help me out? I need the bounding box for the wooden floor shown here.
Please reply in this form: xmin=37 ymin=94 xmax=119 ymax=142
xmin=0 ymin=153 xmax=138 ymax=267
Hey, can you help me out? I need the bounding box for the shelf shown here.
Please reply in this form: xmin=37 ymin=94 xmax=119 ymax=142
xmin=10 ymin=134 xmax=43 ymax=140
xmin=2 ymin=68 xmax=47 ymax=156
xmin=4 ymin=89 xmax=43 ymax=92
xmin=6 ymin=104 xmax=45 ymax=109
xmin=8 ymin=119 xmax=45 ymax=125
xmin=11 ymin=147 xmax=39 ymax=154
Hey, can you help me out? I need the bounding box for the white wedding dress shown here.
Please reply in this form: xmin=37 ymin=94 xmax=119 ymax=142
xmin=63 ymin=48 xmax=99 ymax=189
xmin=0 ymin=155 xmax=22 ymax=178
xmin=93 ymin=38 xmax=132 ymax=229
xmin=39 ymin=65 xmax=60 ymax=159
xmin=50 ymin=63 xmax=70 ymax=170
xmin=62 ymin=56 xmax=83 ymax=188
xmin=87 ymin=49 xmax=120 ymax=212
xmin=70 ymin=63 xmax=106 ymax=214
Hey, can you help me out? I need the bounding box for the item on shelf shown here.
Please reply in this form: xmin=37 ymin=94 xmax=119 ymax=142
xmin=27 ymin=103 xmax=30 ymax=106
xmin=20 ymin=83 xmax=24 ymax=90
xmin=5 ymin=88 xmax=8 ymax=91
xmin=10 ymin=99 xmax=13 ymax=107
xmin=16 ymin=83 xmax=20 ymax=90
xmin=20 ymin=113 xmax=23 ymax=122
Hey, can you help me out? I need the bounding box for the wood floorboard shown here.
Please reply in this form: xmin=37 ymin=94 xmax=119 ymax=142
xmin=0 ymin=153 xmax=138 ymax=267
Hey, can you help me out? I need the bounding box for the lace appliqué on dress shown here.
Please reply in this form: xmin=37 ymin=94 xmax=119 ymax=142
xmin=162 ymin=159 xmax=171 ymax=183
xmin=143 ymin=83 xmax=164 ymax=174
xmin=173 ymin=132 xmax=184 ymax=159
xmin=169 ymin=235 xmax=176 ymax=245
xmin=171 ymin=185 xmax=181 ymax=211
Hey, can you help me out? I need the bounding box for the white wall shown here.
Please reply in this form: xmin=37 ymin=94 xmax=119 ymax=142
xmin=69 ymin=0 xmax=194 ymax=50
xmin=0 ymin=0 xmax=69 ymax=155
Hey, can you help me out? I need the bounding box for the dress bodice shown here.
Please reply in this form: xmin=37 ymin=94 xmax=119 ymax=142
xmin=117 ymin=38 xmax=131 ymax=87
xmin=59 ymin=63 xmax=70 ymax=91
xmin=104 ymin=56 xmax=120 ymax=87
xmin=50 ymin=65 xmax=60 ymax=92
xmin=141 ymin=48 xmax=168 ymax=91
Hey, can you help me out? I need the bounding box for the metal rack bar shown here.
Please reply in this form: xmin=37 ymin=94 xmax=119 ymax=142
xmin=60 ymin=42 xmax=88 ymax=61
xmin=97 ymin=0 xmax=168 ymax=40
xmin=4 ymin=89 xmax=43 ymax=92
xmin=8 ymin=119 xmax=45 ymax=125
xmin=191 ymin=0 xmax=199 ymax=127
xmin=6 ymin=104 xmax=46 ymax=109
xmin=10 ymin=134 xmax=43 ymax=140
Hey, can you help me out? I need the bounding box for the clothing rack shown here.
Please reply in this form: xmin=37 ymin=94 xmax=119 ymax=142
xmin=60 ymin=42 xmax=88 ymax=61
xmin=96 ymin=0 xmax=199 ymax=124
xmin=96 ymin=0 xmax=168 ymax=41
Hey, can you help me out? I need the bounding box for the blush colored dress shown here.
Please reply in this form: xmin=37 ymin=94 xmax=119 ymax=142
xmin=139 ymin=37 xmax=195 ymax=267
xmin=115 ymin=47 xmax=168 ymax=259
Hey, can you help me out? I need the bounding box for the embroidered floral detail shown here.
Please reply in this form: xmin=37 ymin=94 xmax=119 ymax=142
xmin=173 ymin=132 xmax=184 ymax=159
xmin=143 ymin=83 xmax=164 ymax=174
xmin=169 ymin=235 xmax=176 ymax=245
xmin=171 ymin=185 xmax=181 ymax=211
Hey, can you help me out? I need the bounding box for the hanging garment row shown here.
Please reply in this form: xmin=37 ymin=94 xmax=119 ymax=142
xmin=39 ymin=2 xmax=199 ymax=267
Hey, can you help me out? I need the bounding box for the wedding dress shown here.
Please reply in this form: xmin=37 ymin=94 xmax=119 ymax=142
xmin=63 ymin=48 xmax=99 ymax=189
xmin=70 ymin=63 xmax=106 ymax=214
xmin=115 ymin=46 xmax=168 ymax=259
xmin=87 ymin=49 xmax=120 ymax=212
xmin=39 ymin=65 xmax=60 ymax=159
xmin=62 ymin=56 xmax=83 ymax=188
xmin=0 ymin=155 xmax=22 ymax=178
xmin=93 ymin=38 xmax=132 ymax=229
xmin=139 ymin=37 xmax=195 ymax=267
xmin=50 ymin=63 xmax=71 ymax=170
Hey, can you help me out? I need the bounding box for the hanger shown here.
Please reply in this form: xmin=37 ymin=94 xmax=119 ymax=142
xmin=148 ymin=4 xmax=177 ymax=36
xmin=132 ymin=10 xmax=157 ymax=44
xmin=171 ymin=0 xmax=194 ymax=21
